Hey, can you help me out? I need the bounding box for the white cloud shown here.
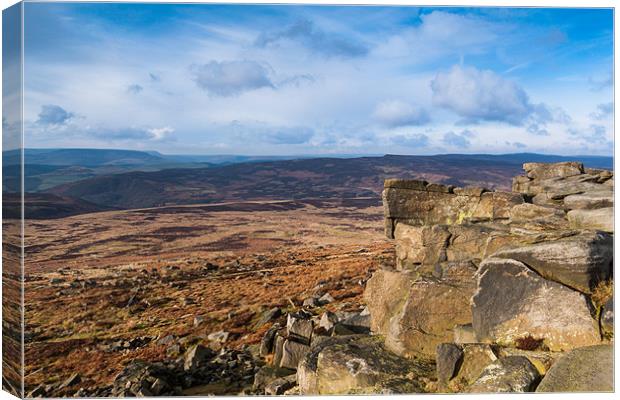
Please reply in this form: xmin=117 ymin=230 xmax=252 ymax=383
xmin=431 ymin=65 xmax=532 ymax=125
xmin=190 ymin=60 xmax=275 ymax=97
xmin=372 ymin=100 xmax=429 ymax=127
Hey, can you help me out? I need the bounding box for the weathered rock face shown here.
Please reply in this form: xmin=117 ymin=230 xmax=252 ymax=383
xmin=466 ymin=356 xmax=540 ymax=393
xmin=567 ymin=207 xmax=614 ymax=233
xmin=523 ymin=162 xmax=584 ymax=180
xmin=563 ymin=191 xmax=614 ymax=210
xmin=536 ymin=345 xmax=613 ymax=392
xmin=363 ymin=161 xmax=613 ymax=394
xmin=383 ymin=179 xmax=523 ymax=238
xmin=471 ymin=258 xmax=600 ymax=351
xmin=297 ymin=336 xmax=434 ymax=395
xmin=492 ymin=231 xmax=612 ymax=293
xmin=365 ymin=262 xmax=476 ymax=358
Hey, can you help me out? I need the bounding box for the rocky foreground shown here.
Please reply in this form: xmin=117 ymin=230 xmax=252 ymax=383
xmin=29 ymin=161 xmax=613 ymax=396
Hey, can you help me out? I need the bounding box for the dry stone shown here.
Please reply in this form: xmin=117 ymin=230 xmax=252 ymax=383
xmin=523 ymin=162 xmax=584 ymax=180
xmin=365 ymin=262 xmax=476 ymax=358
xmin=297 ymin=336 xmax=433 ymax=395
xmin=280 ymin=339 xmax=310 ymax=370
xmin=466 ymin=356 xmax=540 ymax=393
xmin=491 ymin=231 xmax=612 ymax=293
xmin=472 ymin=258 xmax=600 ymax=351
xmin=536 ymin=344 xmax=613 ymax=392
xmin=563 ymin=191 xmax=613 ymax=210
xmin=567 ymin=207 xmax=613 ymax=233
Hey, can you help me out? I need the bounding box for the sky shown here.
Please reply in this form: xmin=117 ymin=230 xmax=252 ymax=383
xmin=12 ymin=3 xmax=614 ymax=155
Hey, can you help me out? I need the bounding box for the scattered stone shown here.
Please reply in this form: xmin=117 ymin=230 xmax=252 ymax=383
xmin=184 ymin=345 xmax=214 ymax=371
xmin=318 ymin=311 xmax=338 ymax=332
xmin=287 ymin=313 xmax=313 ymax=344
xmin=207 ymin=331 xmax=229 ymax=344
xmin=536 ymin=344 xmax=613 ymax=392
xmin=452 ymin=344 xmax=498 ymax=389
xmin=297 ymin=336 xmax=433 ymax=395
xmin=318 ymin=293 xmax=335 ymax=305
xmin=264 ymin=374 xmax=297 ymax=395
xmin=436 ymin=343 xmax=463 ymax=384
xmin=466 ymin=356 xmax=540 ymax=393
xmin=253 ymin=365 xmax=295 ymax=391
xmin=303 ymin=297 xmax=320 ymax=308
xmin=193 ymin=315 xmax=205 ymax=327
xmin=255 ymin=307 xmax=282 ymax=328
xmin=260 ymin=324 xmax=281 ymax=357
xmin=453 ymin=324 xmax=476 ymax=344
xmin=279 ymin=339 xmax=310 ymax=370
xmin=339 ymin=313 xmax=371 ymax=334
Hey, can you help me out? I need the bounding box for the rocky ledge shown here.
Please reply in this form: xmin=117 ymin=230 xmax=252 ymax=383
xmin=256 ymin=161 xmax=614 ymax=394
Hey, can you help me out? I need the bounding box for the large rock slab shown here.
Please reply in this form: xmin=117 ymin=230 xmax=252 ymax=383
xmin=365 ymin=262 xmax=476 ymax=358
xmin=383 ymin=182 xmax=520 ymax=230
xmin=297 ymin=336 xmax=433 ymax=395
xmin=567 ymin=207 xmax=613 ymax=233
xmin=472 ymin=258 xmax=600 ymax=351
xmin=492 ymin=231 xmax=612 ymax=293
xmin=523 ymin=162 xmax=584 ymax=180
xmin=536 ymin=344 xmax=613 ymax=392
xmin=563 ymin=191 xmax=613 ymax=210
xmin=466 ymin=356 xmax=540 ymax=393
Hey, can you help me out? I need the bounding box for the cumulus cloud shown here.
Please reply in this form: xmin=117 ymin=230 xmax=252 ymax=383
xmin=255 ymin=18 xmax=368 ymax=58
xmin=390 ymin=133 xmax=429 ymax=148
xmin=431 ymin=65 xmax=533 ymax=125
xmin=36 ymin=104 xmax=74 ymax=126
xmin=590 ymin=102 xmax=613 ymax=120
xmin=442 ymin=130 xmax=473 ymax=148
xmin=431 ymin=65 xmax=572 ymax=137
xmin=372 ymin=100 xmax=430 ymax=127
xmin=127 ymin=84 xmax=143 ymax=94
xmin=191 ymin=60 xmax=275 ymax=96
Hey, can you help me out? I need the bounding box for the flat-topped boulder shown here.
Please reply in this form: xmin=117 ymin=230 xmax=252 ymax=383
xmin=383 ymin=180 xmax=523 ymax=238
xmin=523 ymin=161 xmax=584 ymax=180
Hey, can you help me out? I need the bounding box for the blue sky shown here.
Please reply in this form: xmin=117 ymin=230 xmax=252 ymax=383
xmin=18 ymin=3 xmax=614 ymax=155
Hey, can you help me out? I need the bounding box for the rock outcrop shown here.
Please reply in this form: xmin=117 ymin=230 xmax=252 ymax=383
xmin=252 ymin=161 xmax=613 ymax=395
xmin=363 ymin=161 xmax=613 ymax=393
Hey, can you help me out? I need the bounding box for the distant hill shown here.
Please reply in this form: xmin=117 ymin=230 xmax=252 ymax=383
xmin=3 ymin=192 xmax=113 ymax=219
xmin=47 ymin=153 xmax=613 ymax=211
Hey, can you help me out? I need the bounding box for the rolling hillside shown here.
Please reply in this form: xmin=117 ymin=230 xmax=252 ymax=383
xmin=47 ymin=153 xmax=612 ymax=211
